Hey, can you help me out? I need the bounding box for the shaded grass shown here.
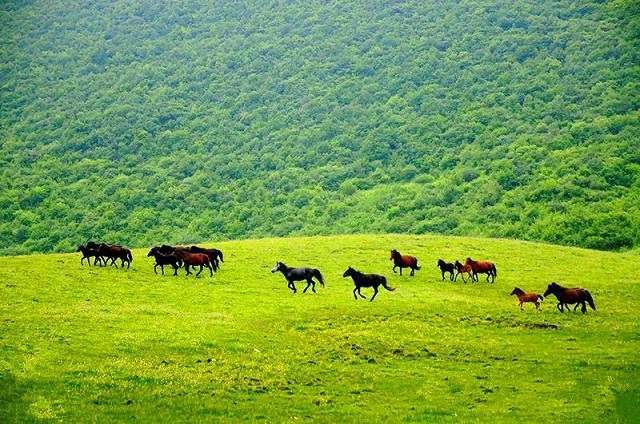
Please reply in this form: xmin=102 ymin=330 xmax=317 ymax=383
xmin=1 ymin=234 xmax=639 ymax=422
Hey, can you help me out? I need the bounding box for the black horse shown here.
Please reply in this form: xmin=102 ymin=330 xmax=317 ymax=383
xmin=190 ymin=246 xmax=223 ymax=271
xmin=271 ymin=262 xmax=325 ymax=294
xmin=437 ymin=259 xmax=455 ymax=281
xmin=342 ymin=267 xmax=395 ymax=302
xmin=148 ymin=247 xmax=181 ymax=276
xmin=543 ymin=282 xmax=596 ymax=314
xmin=77 ymin=245 xmax=103 ymax=266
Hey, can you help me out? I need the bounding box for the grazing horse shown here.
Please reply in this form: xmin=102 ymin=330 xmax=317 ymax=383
xmin=343 ymin=266 xmax=395 ymax=302
xmin=510 ymin=287 xmax=543 ymax=311
xmin=147 ymin=247 xmax=181 ymax=276
xmin=390 ymin=249 xmax=421 ymax=276
xmin=76 ymin=245 xmax=102 ymax=266
xmin=454 ymin=260 xmax=474 ymax=283
xmin=190 ymin=246 xmax=223 ymax=271
xmin=98 ymin=243 xmax=132 ymax=269
xmin=465 ymin=257 xmax=496 ymax=283
xmin=437 ymin=259 xmax=455 ymax=281
xmin=271 ymin=262 xmax=325 ymax=294
xmin=174 ymin=250 xmax=213 ymax=277
xmin=544 ymin=282 xmax=596 ymax=314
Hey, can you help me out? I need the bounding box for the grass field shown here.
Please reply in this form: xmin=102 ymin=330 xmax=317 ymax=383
xmin=1 ymin=234 xmax=639 ymax=422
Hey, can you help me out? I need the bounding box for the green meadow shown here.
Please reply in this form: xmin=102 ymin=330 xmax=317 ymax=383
xmin=1 ymin=234 xmax=639 ymax=422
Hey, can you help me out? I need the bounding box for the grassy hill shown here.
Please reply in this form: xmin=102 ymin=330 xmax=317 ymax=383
xmin=1 ymin=0 xmax=639 ymax=254
xmin=1 ymin=234 xmax=638 ymax=421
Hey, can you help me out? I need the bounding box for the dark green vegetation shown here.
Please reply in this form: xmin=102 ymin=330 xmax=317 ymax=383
xmin=1 ymin=1 xmax=639 ymax=254
xmin=1 ymin=235 xmax=639 ymax=421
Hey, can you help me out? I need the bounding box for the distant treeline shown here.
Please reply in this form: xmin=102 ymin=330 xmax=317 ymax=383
xmin=0 ymin=0 xmax=638 ymax=254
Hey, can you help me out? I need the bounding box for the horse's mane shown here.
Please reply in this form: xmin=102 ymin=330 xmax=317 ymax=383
xmin=511 ymin=287 xmax=524 ymax=295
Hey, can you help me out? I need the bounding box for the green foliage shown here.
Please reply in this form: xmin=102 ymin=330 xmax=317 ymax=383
xmin=0 ymin=0 xmax=639 ymax=254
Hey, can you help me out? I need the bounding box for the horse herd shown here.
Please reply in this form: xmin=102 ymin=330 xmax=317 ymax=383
xmin=77 ymin=244 xmax=596 ymax=313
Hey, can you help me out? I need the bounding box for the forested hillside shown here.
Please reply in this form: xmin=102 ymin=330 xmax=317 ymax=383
xmin=1 ymin=0 xmax=638 ymax=254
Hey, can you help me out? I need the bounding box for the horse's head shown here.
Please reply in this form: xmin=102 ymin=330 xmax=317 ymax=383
xmin=343 ymin=267 xmax=355 ymax=278
xmin=390 ymin=250 xmax=399 ymax=260
xmin=544 ymin=282 xmax=560 ymax=297
xmin=465 ymin=257 xmax=474 ymax=264
xmin=510 ymin=287 xmax=522 ymax=296
xmin=147 ymin=247 xmax=158 ymax=257
xmin=76 ymin=245 xmax=84 ymax=252
xmin=271 ymin=262 xmax=284 ymax=273
xmin=437 ymin=259 xmax=445 ymax=267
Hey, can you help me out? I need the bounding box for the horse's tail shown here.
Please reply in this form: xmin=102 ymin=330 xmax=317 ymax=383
xmin=584 ymin=290 xmax=596 ymax=310
xmin=127 ymin=250 xmax=133 ymax=262
xmin=537 ymin=294 xmax=544 ymax=302
xmin=218 ymin=250 xmax=224 ymax=262
xmin=382 ymin=277 xmax=395 ymax=291
xmin=492 ymin=264 xmax=497 ymax=276
xmin=414 ymin=258 xmax=421 ymax=270
xmin=313 ymin=269 xmax=325 ymax=287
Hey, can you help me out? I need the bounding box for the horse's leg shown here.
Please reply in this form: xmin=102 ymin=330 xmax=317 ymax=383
xmin=353 ymin=287 xmax=359 ymax=300
xmin=311 ymin=280 xmax=316 ymax=293
xmin=392 ymin=265 xmax=397 ymax=274
xmin=370 ymin=286 xmax=379 ymax=302
xmin=410 ymin=267 xmax=415 ymax=276
xmin=449 ymin=272 xmax=454 ymax=281
xmin=581 ymin=301 xmax=587 ymax=314
xmin=303 ymin=281 xmax=311 ymax=293
xmin=519 ymin=301 xmax=524 ymax=311
xmin=154 ymin=264 xmax=158 ymax=274
xmin=399 ymin=267 xmax=403 ymax=276
xmin=557 ymin=303 xmax=564 ymax=313
xmin=173 ymin=264 xmax=178 ymax=276
xmin=196 ymin=265 xmax=203 ymax=276
xmin=441 ymin=270 xmax=445 ymax=281
xmin=358 ymin=288 xmax=367 ymax=299
xmin=185 ymin=264 xmax=191 ymax=275
xmin=208 ymin=263 xmax=213 ymax=277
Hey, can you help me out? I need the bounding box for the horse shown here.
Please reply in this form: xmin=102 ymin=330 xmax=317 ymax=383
xmin=437 ymin=259 xmax=455 ymax=281
xmin=189 ymin=246 xmax=223 ymax=271
xmin=76 ymin=245 xmax=102 ymax=266
xmin=454 ymin=260 xmax=474 ymax=283
xmin=465 ymin=257 xmax=496 ymax=283
xmin=543 ymin=282 xmax=596 ymax=314
xmin=510 ymin=287 xmax=544 ymax=311
xmin=147 ymin=247 xmax=181 ymax=276
xmin=173 ymin=250 xmax=213 ymax=277
xmin=271 ymin=262 xmax=325 ymax=294
xmin=390 ymin=249 xmax=421 ymax=276
xmin=343 ymin=266 xmax=395 ymax=302
xmin=97 ymin=243 xmax=132 ymax=269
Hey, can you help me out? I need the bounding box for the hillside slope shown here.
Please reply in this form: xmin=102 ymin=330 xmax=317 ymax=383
xmin=1 ymin=234 xmax=639 ymax=421
xmin=1 ymin=0 xmax=639 ymax=254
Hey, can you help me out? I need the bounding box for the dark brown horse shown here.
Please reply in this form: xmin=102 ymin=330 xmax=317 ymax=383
xmin=437 ymin=259 xmax=455 ymax=281
xmin=465 ymin=257 xmax=496 ymax=283
xmin=343 ymin=267 xmax=395 ymax=302
xmin=174 ymin=250 xmax=213 ymax=277
xmin=76 ymin=245 xmax=102 ymax=266
xmin=147 ymin=247 xmax=181 ymax=276
xmin=454 ymin=260 xmax=474 ymax=283
xmin=544 ymin=282 xmax=596 ymax=314
xmin=190 ymin=246 xmax=223 ymax=271
xmin=510 ymin=287 xmax=543 ymax=311
xmin=390 ymin=249 xmax=421 ymax=276
xmin=97 ymin=243 xmax=133 ymax=269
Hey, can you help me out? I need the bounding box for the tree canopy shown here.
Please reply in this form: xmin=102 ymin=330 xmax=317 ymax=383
xmin=1 ymin=0 xmax=638 ymax=254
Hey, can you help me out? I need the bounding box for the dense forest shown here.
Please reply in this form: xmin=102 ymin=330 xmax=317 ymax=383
xmin=0 ymin=0 xmax=638 ymax=255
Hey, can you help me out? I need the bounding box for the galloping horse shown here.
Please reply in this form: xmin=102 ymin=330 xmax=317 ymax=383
xmin=97 ymin=243 xmax=133 ymax=269
xmin=437 ymin=259 xmax=455 ymax=281
xmin=271 ymin=262 xmax=325 ymax=294
xmin=454 ymin=260 xmax=474 ymax=283
xmin=147 ymin=247 xmax=181 ymax=276
xmin=510 ymin=287 xmax=544 ymax=311
xmin=465 ymin=257 xmax=496 ymax=283
xmin=543 ymin=282 xmax=596 ymax=314
xmin=77 ymin=245 xmax=102 ymax=266
xmin=390 ymin=249 xmax=421 ymax=276
xmin=190 ymin=246 xmax=223 ymax=271
xmin=174 ymin=250 xmax=214 ymax=277
xmin=343 ymin=266 xmax=395 ymax=302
